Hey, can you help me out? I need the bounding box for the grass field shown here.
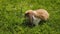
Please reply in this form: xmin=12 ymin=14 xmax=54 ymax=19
xmin=0 ymin=0 xmax=60 ymax=34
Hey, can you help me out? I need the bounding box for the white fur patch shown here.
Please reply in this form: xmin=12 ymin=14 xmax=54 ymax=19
xmin=33 ymin=16 xmax=41 ymax=26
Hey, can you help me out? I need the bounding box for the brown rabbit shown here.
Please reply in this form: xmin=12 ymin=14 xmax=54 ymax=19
xmin=25 ymin=9 xmax=49 ymax=26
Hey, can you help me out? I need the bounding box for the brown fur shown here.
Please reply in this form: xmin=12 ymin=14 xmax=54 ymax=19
xmin=33 ymin=9 xmax=49 ymax=21
xmin=25 ymin=9 xmax=49 ymax=25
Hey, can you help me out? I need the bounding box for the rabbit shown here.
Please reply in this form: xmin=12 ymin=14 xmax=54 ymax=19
xmin=25 ymin=9 xmax=49 ymax=26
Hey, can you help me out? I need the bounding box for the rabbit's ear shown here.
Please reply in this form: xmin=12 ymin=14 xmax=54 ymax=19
xmin=28 ymin=13 xmax=33 ymax=24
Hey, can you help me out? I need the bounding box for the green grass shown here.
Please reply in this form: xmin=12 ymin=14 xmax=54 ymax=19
xmin=0 ymin=0 xmax=60 ymax=34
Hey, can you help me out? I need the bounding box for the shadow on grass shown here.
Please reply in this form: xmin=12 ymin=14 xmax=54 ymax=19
xmin=21 ymin=19 xmax=35 ymax=28
xmin=39 ymin=20 xmax=47 ymax=26
xmin=21 ymin=19 xmax=48 ymax=28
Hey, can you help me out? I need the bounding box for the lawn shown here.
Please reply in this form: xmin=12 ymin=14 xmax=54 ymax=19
xmin=0 ymin=0 xmax=60 ymax=34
